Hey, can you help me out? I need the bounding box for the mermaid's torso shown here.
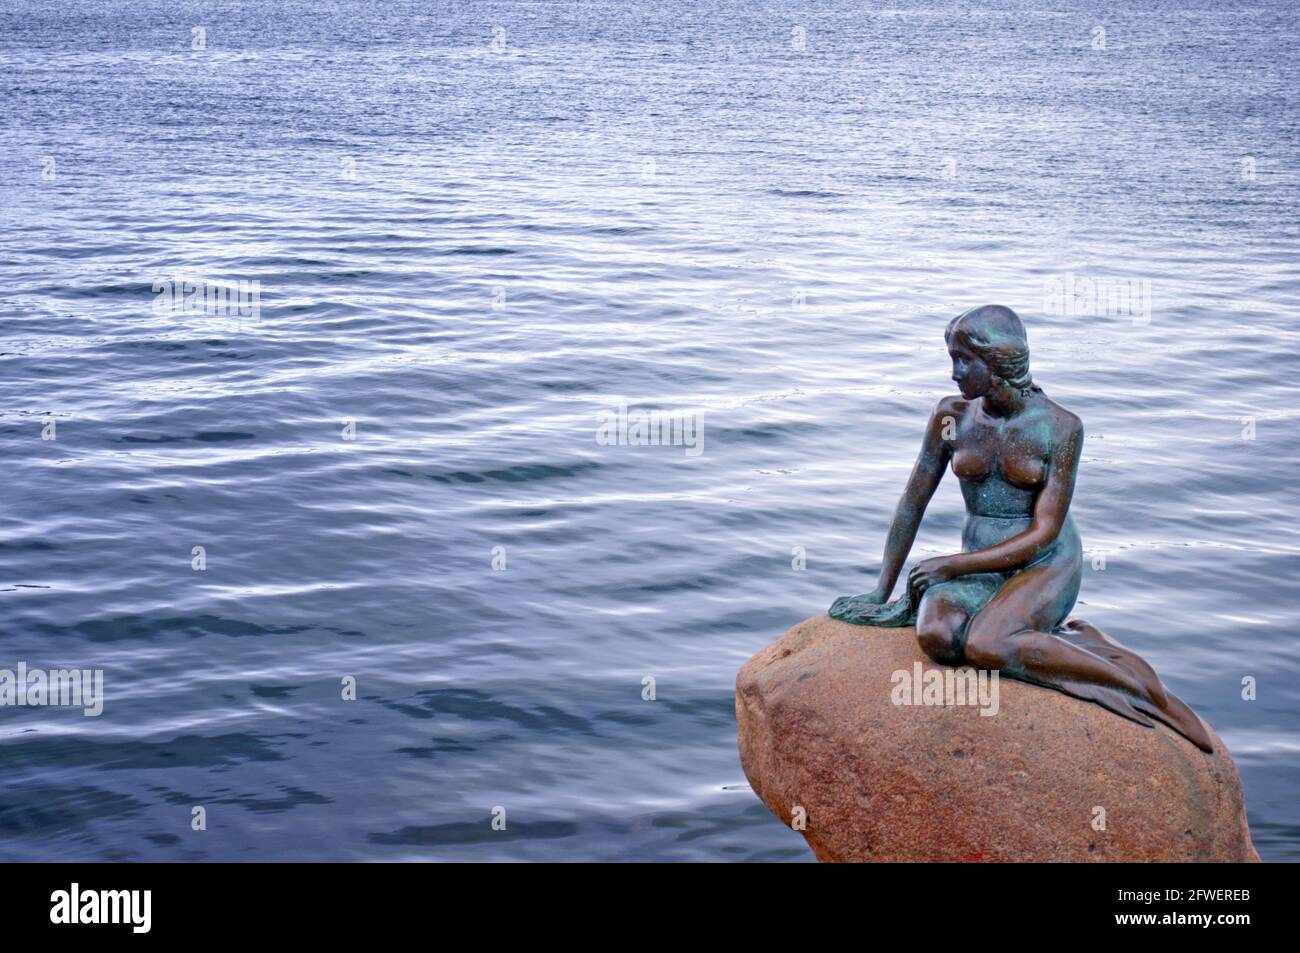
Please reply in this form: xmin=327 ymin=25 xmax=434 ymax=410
xmin=947 ymin=405 xmax=1083 ymax=624
xmin=949 ymin=393 xmax=1078 ymax=560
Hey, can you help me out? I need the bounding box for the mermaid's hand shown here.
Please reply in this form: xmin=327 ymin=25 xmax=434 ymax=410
xmin=908 ymin=556 xmax=958 ymax=599
xmin=829 ymin=587 xmax=888 ymax=620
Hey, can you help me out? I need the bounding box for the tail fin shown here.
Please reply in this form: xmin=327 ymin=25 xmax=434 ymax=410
xmin=1031 ymin=619 xmax=1214 ymax=753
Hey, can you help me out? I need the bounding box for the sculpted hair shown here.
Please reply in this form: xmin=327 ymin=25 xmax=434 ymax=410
xmin=945 ymin=305 xmax=1041 ymax=395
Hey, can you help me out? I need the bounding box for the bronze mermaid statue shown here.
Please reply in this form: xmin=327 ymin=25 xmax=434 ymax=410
xmin=830 ymin=305 xmax=1213 ymax=752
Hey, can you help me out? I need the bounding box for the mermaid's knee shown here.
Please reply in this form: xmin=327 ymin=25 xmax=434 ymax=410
xmin=916 ymin=588 xmax=971 ymax=666
xmin=917 ymin=626 xmax=963 ymax=666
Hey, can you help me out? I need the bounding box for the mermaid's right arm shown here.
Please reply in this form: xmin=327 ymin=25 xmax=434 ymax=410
xmin=872 ymin=399 xmax=954 ymax=599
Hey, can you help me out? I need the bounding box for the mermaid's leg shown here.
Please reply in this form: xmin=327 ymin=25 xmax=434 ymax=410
xmin=963 ymin=561 xmax=1143 ymax=689
xmin=962 ymin=561 xmax=1213 ymax=752
xmin=915 ymin=575 xmax=1003 ymax=666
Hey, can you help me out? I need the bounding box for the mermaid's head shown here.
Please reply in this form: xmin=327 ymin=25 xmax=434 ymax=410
xmin=944 ymin=305 xmax=1039 ymax=399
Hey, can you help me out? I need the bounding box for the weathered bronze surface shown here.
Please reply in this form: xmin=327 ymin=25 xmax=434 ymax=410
xmin=830 ymin=305 xmax=1213 ymax=752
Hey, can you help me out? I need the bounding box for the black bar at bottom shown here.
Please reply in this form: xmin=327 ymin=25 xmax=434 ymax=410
xmin=1 ymin=861 xmax=1280 ymax=938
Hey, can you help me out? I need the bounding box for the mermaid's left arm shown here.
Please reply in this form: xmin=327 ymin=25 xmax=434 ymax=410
xmin=909 ymin=418 xmax=1083 ymax=594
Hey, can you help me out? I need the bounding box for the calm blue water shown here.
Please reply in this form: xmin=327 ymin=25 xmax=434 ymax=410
xmin=2 ymin=0 xmax=1298 ymax=862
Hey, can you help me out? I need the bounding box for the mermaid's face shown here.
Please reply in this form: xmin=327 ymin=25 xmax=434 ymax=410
xmin=949 ymin=341 xmax=992 ymax=400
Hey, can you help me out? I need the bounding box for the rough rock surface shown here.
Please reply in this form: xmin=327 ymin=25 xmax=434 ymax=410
xmin=736 ymin=614 xmax=1259 ymax=862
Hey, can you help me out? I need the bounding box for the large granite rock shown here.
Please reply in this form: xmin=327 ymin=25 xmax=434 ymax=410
xmin=735 ymin=614 xmax=1259 ymax=862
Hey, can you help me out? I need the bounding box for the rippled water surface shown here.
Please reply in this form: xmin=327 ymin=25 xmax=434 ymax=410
xmin=2 ymin=0 xmax=1298 ymax=861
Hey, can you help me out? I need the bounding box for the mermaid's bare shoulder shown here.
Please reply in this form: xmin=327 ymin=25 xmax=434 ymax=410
xmin=1034 ymin=392 xmax=1084 ymax=444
